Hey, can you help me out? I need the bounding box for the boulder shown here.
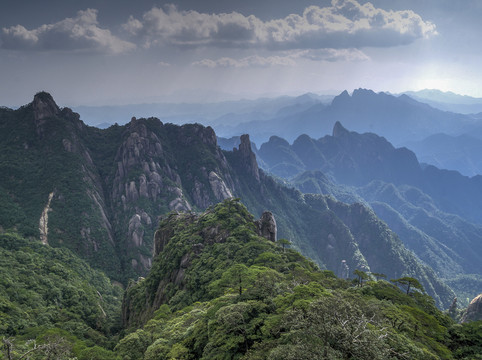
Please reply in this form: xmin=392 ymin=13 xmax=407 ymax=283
xmin=461 ymin=294 xmax=482 ymax=323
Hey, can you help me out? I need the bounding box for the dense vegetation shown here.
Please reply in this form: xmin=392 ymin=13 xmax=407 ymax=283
xmin=1 ymin=94 xmax=481 ymax=359
xmin=0 ymin=94 xmax=460 ymax=308
xmin=0 ymin=197 xmax=480 ymax=360
xmin=0 ymin=232 xmax=122 ymax=359
xmin=118 ymin=199 xmax=482 ymax=360
xmin=0 ymin=102 xmax=122 ymax=279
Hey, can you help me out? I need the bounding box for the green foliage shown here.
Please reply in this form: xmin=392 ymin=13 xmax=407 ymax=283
xmin=277 ymin=238 xmax=291 ymax=252
xmin=0 ymin=232 xmax=122 ymax=358
xmin=354 ymin=269 xmax=370 ymax=287
xmin=447 ymin=321 xmax=482 ymax=359
xmin=117 ymin=199 xmax=478 ymax=359
xmin=1 ymin=101 xmax=479 ymax=358
xmin=391 ymin=276 xmax=425 ymax=295
xmin=0 ymin=105 xmax=122 ymax=279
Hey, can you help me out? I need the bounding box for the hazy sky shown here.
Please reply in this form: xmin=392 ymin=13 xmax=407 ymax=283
xmin=1 ymin=0 xmax=481 ymax=106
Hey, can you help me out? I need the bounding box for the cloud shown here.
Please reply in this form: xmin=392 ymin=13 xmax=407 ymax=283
xmin=193 ymin=55 xmax=296 ymax=68
xmin=192 ymin=48 xmax=368 ymax=68
xmin=1 ymin=9 xmax=135 ymax=53
xmin=295 ymin=48 xmax=370 ymax=62
xmin=124 ymin=0 xmax=436 ymax=50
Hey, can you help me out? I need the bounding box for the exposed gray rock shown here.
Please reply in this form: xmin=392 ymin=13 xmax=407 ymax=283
xmin=39 ymin=192 xmax=54 ymax=245
xmin=461 ymin=294 xmax=482 ymax=323
xmin=127 ymin=181 xmax=139 ymax=202
xmin=139 ymin=174 xmax=149 ymax=198
xmin=141 ymin=211 xmax=152 ymax=226
xmin=192 ymin=180 xmax=210 ymax=209
xmin=256 ymin=211 xmax=277 ymax=242
xmin=209 ymin=171 xmax=233 ymax=200
xmin=128 ymin=214 xmax=144 ymax=247
xmin=169 ymin=197 xmax=192 ymax=212
xmin=32 ymin=92 xmax=60 ymax=121
xmin=31 ymin=92 xmax=61 ymax=138
xmin=235 ymin=134 xmax=260 ymax=181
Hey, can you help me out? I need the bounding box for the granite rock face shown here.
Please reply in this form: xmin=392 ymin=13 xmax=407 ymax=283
xmin=108 ymin=118 xmax=238 ymax=275
xmin=235 ymin=134 xmax=260 ymax=181
xmin=256 ymin=211 xmax=277 ymax=242
xmin=32 ymin=92 xmax=60 ymax=121
xmin=461 ymin=294 xmax=482 ymax=323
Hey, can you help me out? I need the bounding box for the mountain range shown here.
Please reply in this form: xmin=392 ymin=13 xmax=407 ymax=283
xmin=217 ymin=89 xmax=482 ymax=146
xmin=402 ymin=89 xmax=482 ymax=114
xmin=402 ymin=133 xmax=482 ymax=177
xmin=247 ymin=123 xmax=482 ymax=305
xmin=76 ymin=89 xmax=482 ymax=178
xmin=2 ymin=92 xmax=482 ymax=359
xmin=0 ymin=92 xmax=459 ymax=308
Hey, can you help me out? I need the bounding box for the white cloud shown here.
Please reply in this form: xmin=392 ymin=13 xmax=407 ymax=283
xmin=124 ymin=0 xmax=436 ymax=50
xmin=1 ymin=9 xmax=135 ymax=54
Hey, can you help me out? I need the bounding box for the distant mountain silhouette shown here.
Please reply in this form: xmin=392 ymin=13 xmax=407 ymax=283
xmin=254 ymin=124 xmax=482 ymax=302
xmin=403 ymin=89 xmax=482 ymax=114
xmin=227 ymin=89 xmax=477 ymax=145
xmin=257 ymin=122 xmax=482 ymax=225
xmin=403 ymin=133 xmax=482 ymax=176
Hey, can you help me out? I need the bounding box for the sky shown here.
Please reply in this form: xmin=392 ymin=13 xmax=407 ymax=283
xmin=1 ymin=0 xmax=482 ymax=107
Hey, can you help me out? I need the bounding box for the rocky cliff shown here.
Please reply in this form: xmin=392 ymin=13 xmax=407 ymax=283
xmin=0 ymin=93 xmax=456 ymax=307
xmin=123 ymin=199 xmax=306 ymax=328
xmin=0 ymin=94 xmax=237 ymax=280
xmin=461 ymin=294 xmax=482 ymax=323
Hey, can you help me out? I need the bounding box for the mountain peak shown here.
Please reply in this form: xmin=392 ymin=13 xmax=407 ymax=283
xmin=238 ymin=134 xmax=260 ymax=181
xmin=32 ymin=91 xmax=60 ymax=121
xmin=332 ymin=121 xmax=349 ymax=137
xmin=352 ymin=88 xmax=376 ymax=98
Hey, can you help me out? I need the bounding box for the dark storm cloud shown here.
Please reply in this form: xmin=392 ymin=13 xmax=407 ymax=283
xmin=123 ymin=0 xmax=437 ymax=50
xmin=1 ymin=9 xmax=135 ymax=53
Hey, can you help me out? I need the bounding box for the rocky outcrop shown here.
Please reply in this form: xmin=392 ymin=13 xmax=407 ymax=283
xmin=31 ymin=92 xmax=61 ymax=138
xmin=108 ymin=119 xmax=239 ymax=275
xmin=461 ymin=294 xmax=482 ymax=323
xmin=234 ymin=134 xmax=260 ymax=181
xmin=124 ymin=199 xmax=281 ymax=327
xmin=112 ymin=118 xmax=167 ymax=204
xmin=332 ymin=121 xmax=350 ymax=137
xmin=153 ymin=209 xmax=234 ymax=259
xmin=209 ymin=171 xmax=233 ymax=200
xmin=255 ymin=211 xmax=277 ymax=242
xmin=32 ymin=92 xmax=60 ymax=121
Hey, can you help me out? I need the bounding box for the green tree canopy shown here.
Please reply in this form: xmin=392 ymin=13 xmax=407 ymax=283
xmin=391 ymin=277 xmax=425 ymax=295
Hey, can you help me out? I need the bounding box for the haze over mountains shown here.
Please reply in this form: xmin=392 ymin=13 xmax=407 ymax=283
xmin=2 ymin=92 xmax=469 ymax=307
xmin=3 ymin=0 xmax=482 ymax=355
xmin=2 ymin=91 xmax=482 ymax=358
xmin=239 ymin=121 xmax=482 ymax=304
xmin=402 ymin=89 xmax=482 ymax=115
xmin=74 ymin=88 xmax=482 ymax=177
